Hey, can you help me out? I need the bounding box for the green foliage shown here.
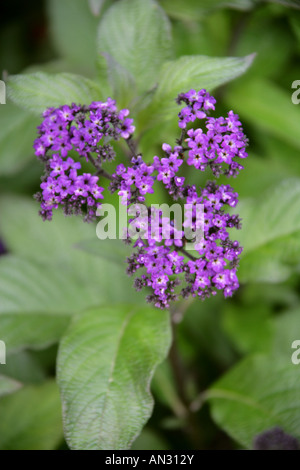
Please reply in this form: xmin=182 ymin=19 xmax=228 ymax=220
xmin=208 ymin=356 xmax=300 ymax=449
xmin=236 ymin=179 xmax=300 ymax=282
xmin=0 ymin=376 xmax=22 ymax=398
xmin=270 ymin=0 xmax=300 ymax=8
xmin=0 ymin=104 xmax=40 ymax=175
xmin=0 ymin=0 xmax=300 ymax=451
xmin=58 ymin=305 xmax=171 ymax=450
xmin=234 ymin=7 xmax=293 ymax=79
xmin=145 ymin=54 xmax=255 ymax=121
xmin=159 ymin=0 xmax=255 ymax=21
xmin=0 ymin=196 xmax=146 ymax=354
xmin=223 ymin=303 xmax=273 ymax=354
xmin=97 ymin=0 xmax=173 ymax=94
xmin=0 ymin=381 xmax=63 ymax=450
xmin=7 ymin=72 xmax=102 ymax=114
xmin=226 ymin=78 xmax=300 ymax=149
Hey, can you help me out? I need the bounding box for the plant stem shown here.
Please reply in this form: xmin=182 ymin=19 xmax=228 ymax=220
xmin=168 ymin=306 xmax=203 ymax=448
xmin=86 ymin=152 xmax=114 ymax=181
xmin=95 ymin=168 xmax=114 ymax=181
xmin=178 ymin=247 xmax=197 ymax=261
xmin=126 ymin=137 xmax=138 ymax=159
xmin=177 ymin=129 xmax=187 ymax=146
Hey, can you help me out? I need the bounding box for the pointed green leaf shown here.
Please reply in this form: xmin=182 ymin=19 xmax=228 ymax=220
xmin=58 ymin=304 xmax=171 ymax=450
xmin=140 ymin=54 xmax=254 ymax=125
xmin=97 ymin=0 xmax=173 ymax=93
xmin=7 ymin=72 xmax=102 ymax=114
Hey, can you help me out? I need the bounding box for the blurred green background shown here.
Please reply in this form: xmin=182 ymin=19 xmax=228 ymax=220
xmin=0 ymin=0 xmax=300 ymax=450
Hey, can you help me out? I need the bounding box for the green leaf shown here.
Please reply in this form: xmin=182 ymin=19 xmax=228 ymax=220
xmin=0 ymin=312 xmax=70 ymax=355
xmin=97 ymin=0 xmax=173 ymax=93
xmin=0 ymin=376 xmax=22 ymax=398
xmin=0 ymin=381 xmax=63 ymax=450
xmin=0 ymin=257 xmax=77 ymax=352
xmin=7 ymin=72 xmax=102 ymax=114
xmin=0 ymin=257 xmax=89 ymax=316
xmin=159 ymin=0 xmax=255 ymax=20
xmin=58 ymin=304 xmax=171 ymax=450
xmin=140 ymin=54 xmax=255 ymax=124
xmin=103 ymin=53 xmax=137 ymax=108
xmin=219 ymin=152 xmax=293 ymax=198
xmin=237 ymin=178 xmax=300 ymax=283
xmin=47 ymin=0 xmax=99 ymax=73
xmin=0 ymin=104 xmax=39 ymax=175
xmin=226 ymin=78 xmax=300 ymax=150
xmin=75 ymin=238 xmax=132 ymax=266
xmin=0 ymin=196 xmax=144 ymax=352
xmin=208 ymin=355 xmax=300 ymax=449
xmin=0 ymin=196 xmax=143 ymax=304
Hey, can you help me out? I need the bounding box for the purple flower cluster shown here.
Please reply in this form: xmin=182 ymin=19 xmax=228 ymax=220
xmin=113 ymin=156 xmax=156 ymax=204
xmin=125 ymin=181 xmax=242 ymax=309
xmin=108 ymin=89 xmax=247 ymax=308
xmin=34 ymin=99 xmax=135 ymax=162
xmin=177 ymin=90 xmax=248 ymax=177
xmin=177 ymin=89 xmax=216 ymax=128
xmin=111 ymin=144 xmax=185 ymax=204
xmin=34 ymin=99 xmax=134 ymax=221
xmin=34 ymin=89 xmax=248 ymax=309
xmin=37 ymin=155 xmax=104 ymax=222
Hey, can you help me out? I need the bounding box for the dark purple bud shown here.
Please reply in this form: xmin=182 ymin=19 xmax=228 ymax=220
xmin=253 ymin=427 xmax=299 ymax=451
xmin=0 ymin=239 xmax=8 ymax=256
